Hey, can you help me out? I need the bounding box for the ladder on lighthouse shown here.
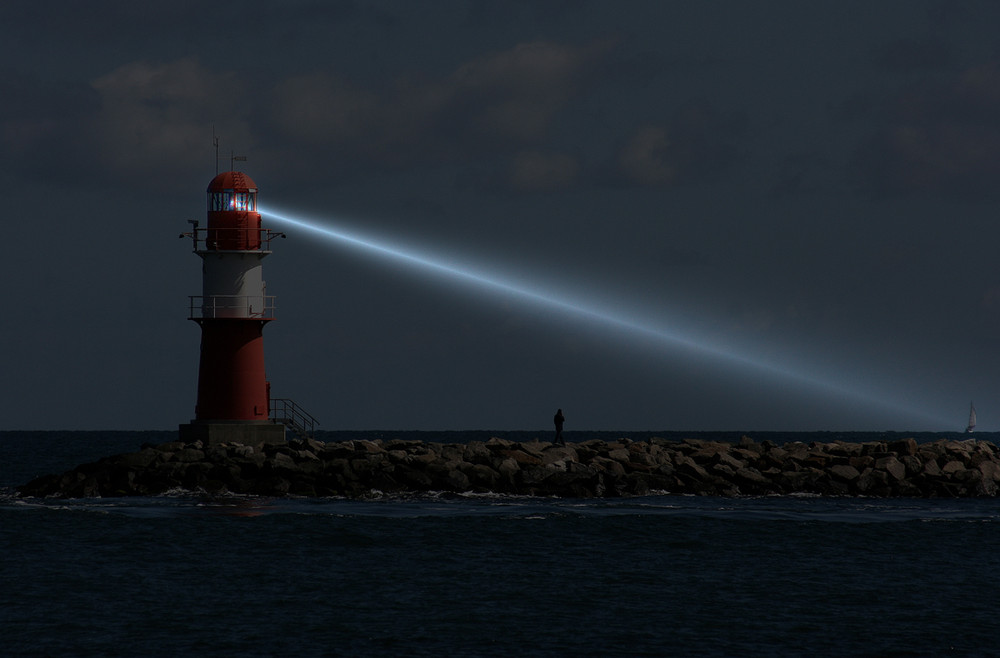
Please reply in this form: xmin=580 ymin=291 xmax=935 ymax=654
xmin=270 ymin=398 xmax=319 ymax=440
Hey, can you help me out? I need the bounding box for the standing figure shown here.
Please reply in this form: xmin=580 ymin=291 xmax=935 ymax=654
xmin=553 ymin=409 xmax=565 ymax=445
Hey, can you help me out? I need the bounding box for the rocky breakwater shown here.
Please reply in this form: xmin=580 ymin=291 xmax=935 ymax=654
xmin=16 ymin=436 xmax=1000 ymax=499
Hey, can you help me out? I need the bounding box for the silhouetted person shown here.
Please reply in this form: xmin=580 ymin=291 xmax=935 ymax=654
xmin=553 ymin=409 xmax=565 ymax=445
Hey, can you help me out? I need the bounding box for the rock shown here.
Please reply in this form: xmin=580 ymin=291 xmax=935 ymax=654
xmin=829 ymin=464 xmax=861 ymax=482
xmin=593 ymin=457 xmax=626 ymax=477
xmin=899 ymin=455 xmax=923 ymax=477
xmin=895 ymin=479 xmax=924 ymax=497
xmin=387 ymin=449 xmax=409 ymax=463
xmin=231 ymin=444 xmax=256 ymax=458
xmin=941 ymin=460 xmax=966 ymax=475
xmin=735 ymin=467 xmax=771 ymax=487
xmin=978 ymin=461 xmax=1000 ymax=482
xmin=777 ymin=469 xmax=821 ymax=492
xmin=541 ymin=445 xmax=578 ymax=465
xmin=803 ymin=451 xmax=830 ymax=469
xmin=175 ymin=448 xmax=206 ymax=463
xmin=468 ymin=464 xmax=501 ymax=489
xmin=827 ymin=442 xmax=861 ymax=458
xmin=689 ymin=443 xmax=731 ymax=463
xmin=398 ymin=468 xmax=434 ymax=489
xmin=115 ymin=448 xmax=160 ymax=470
xmin=607 ymin=447 xmax=631 ymax=463
xmin=356 ymin=440 xmax=384 ymax=454
xmin=712 ymin=464 xmax=736 ymax=478
xmin=675 ymin=456 xmax=710 ymax=481
xmin=463 ymin=442 xmax=493 ymax=465
xmin=15 ymin=436 xmax=1000 ymax=500
xmin=849 ymin=455 xmax=874 ymax=471
xmin=732 ymin=448 xmax=761 ymax=464
xmin=717 ymin=452 xmax=746 ymax=470
xmin=496 ymin=458 xmax=520 ymax=478
xmin=501 ymin=449 xmax=542 ymax=466
xmin=975 ymin=476 xmax=998 ymax=497
xmin=888 ymin=437 xmax=918 ymax=456
xmin=875 ymin=456 xmax=906 ymax=481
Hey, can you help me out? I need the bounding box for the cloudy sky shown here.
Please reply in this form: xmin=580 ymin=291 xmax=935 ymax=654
xmin=5 ymin=0 xmax=1000 ymax=432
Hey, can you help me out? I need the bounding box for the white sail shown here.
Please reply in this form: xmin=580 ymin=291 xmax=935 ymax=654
xmin=966 ymin=403 xmax=976 ymax=433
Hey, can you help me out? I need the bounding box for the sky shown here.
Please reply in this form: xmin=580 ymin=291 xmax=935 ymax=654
xmin=4 ymin=0 xmax=1000 ymax=432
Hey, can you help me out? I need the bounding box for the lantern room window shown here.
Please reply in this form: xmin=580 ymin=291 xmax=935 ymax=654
xmin=209 ymin=188 xmax=257 ymax=211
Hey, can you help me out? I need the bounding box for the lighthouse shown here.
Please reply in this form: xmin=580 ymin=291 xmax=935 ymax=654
xmin=178 ymin=171 xmax=288 ymax=446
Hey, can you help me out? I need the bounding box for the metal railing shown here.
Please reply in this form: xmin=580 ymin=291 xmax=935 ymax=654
xmin=179 ymin=226 xmax=285 ymax=252
xmin=270 ymin=398 xmax=319 ymax=439
xmin=188 ymin=295 xmax=276 ymax=320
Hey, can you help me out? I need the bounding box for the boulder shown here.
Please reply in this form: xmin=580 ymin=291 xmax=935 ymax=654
xmin=875 ymin=456 xmax=906 ymax=481
xmin=717 ymin=452 xmax=747 ymax=471
xmin=922 ymin=460 xmax=942 ymax=477
xmin=888 ymin=437 xmax=918 ymax=456
xmin=607 ymin=447 xmax=631 ymax=463
xmin=174 ymin=448 xmax=206 ymax=463
xmin=675 ymin=456 xmax=711 ymax=481
xmin=501 ymin=449 xmax=542 ymax=466
xmin=829 ymin=464 xmax=860 ymax=482
xmin=115 ymin=448 xmax=160 ymax=470
xmin=541 ymin=445 xmax=578 ymax=465
xmin=443 ymin=470 xmax=470 ymax=491
xmin=735 ymin=467 xmax=771 ymax=487
xmin=978 ymin=461 xmax=1000 ymax=482
xmin=899 ymin=455 xmax=924 ymax=477
xmin=15 ymin=436 xmax=1000 ymax=500
xmin=941 ymin=460 xmax=966 ymax=475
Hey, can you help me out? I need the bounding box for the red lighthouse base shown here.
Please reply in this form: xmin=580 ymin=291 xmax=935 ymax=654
xmin=179 ymin=318 xmax=287 ymax=446
xmin=193 ymin=319 xmax=271 ymax=420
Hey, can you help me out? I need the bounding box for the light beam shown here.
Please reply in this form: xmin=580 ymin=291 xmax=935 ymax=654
xmin=260 ymin=205 xmax=948 ymax=426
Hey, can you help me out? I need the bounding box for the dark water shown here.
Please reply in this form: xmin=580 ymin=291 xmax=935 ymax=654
xmin=4 ymin=431 xmax=1000 ymax=657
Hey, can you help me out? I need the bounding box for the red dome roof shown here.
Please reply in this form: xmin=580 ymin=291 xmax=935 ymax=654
xmin=207 ymin=171 xmax=258 ymax=192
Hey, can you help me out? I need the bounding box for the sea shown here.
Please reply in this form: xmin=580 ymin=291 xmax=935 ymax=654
xmin=4 ymin=430 xmax=1000 ymax=657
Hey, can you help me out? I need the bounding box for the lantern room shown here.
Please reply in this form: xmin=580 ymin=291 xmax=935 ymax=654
xmin=207 ymin=171 xmax=258 ymax=211
xmin=206 ymin=171 xmax=261 ymax=251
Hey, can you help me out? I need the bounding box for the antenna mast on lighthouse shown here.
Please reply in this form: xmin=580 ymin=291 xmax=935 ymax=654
xmin=213 ymin=128 xmax=220 ymax=175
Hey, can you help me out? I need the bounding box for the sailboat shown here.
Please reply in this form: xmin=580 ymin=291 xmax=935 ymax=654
xmin=965 ymin=403 xmax=977 ymax=434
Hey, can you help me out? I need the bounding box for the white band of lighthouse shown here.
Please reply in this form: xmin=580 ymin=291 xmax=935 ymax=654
xmin=192 ymin=251 xmax=272 ymax=319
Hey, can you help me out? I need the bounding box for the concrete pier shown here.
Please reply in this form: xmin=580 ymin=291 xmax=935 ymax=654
xmin=178 ymin=421 xmax=286 ymax=447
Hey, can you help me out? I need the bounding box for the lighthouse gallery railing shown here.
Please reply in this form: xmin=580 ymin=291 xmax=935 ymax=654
xmin=188 ymin=295 xmax=276 ymax=320
xmin=183 ymin=227 xmax=285 ymax=252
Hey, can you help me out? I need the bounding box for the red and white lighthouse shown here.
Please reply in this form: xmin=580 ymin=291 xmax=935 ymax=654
xmin=179 ymin=171 xmax=288 ymax=445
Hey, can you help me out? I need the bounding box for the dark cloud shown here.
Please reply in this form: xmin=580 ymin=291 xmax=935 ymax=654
xmin=267 ymin=39 xmax=615 ymax=168
xmin=768 ymin=152 xmax=836 ymax=198
xmin=507 ymin=150 xmax=581 ymax=191
xmin=3 ymin=35 xmax=618 ymax=193
xmin=873 ymin=37 xmax=954 ymax=72
xmin=7 ymin=1 xmax=1000 ymax=431
xmin=0 ymin=70 xmax=99 ymax=180
xmin=464 ymin=0 xmax=589 ymax=27
xmin=88 ymin=58 xmax=254 ymax=178
xmin=614 ymin=103 xmax=745 ymax=187
xmin=856 ymin=62 xmax=1000 ymax=197
xmin=0 ymin=57 xmax=255 ymax=186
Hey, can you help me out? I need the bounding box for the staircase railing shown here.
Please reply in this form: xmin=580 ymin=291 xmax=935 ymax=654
xmin=270 ymin=398 xmax=319 ymax=440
